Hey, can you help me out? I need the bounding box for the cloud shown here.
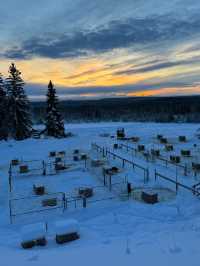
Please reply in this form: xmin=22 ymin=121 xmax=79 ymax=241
xmin=114 ymin=57 xmax=200 ymax=75
xmin=25 ymin=79 xmax=192 ymax=100
xmin=3 ymin=14 xmax=200 ymax=60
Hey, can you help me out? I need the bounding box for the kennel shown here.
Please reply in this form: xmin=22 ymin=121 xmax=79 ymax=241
xmin=170 ymin=155 xmax=180 ymax=164
xmin=138 ymin=145 xmax=145 ymax=152
xmin=33 ymin=184 xmax=45 ymax=196
xmin=157 ymin=134 xmax=163 ymax=140
xmin=19 ymin=165 xmax=29 ymax=174
xmin=73 ymin=155 xmax=79 ymax=161
xmin=160 ymin=137 xmax=168 ymax=144
xmin=49 ymin=151 xmax=56 ymax=157
xmin=181 ymin=150 xmax=191 ymax=157
xmin=151 ymin=149 xmax=160 ymax=157
xmin=192 ymin=162 xmax=200 ymax=171
xmin=57 ymin=151 xmax=66 ymax=157
xmin=55 ymin=157 xmax=62 ymax=163
xmin=113 ymin=143 xmax=118 ymax=149
xmin=91 ymin=159 xmax=106 ymax=167
xmin=21 ymin=223 xmax=47 ymax=249
xmin=78 ymin=187 xmax=93 ymax=198
xmin=130 ymin=137 xmax=140 ymax=142
xmin=117 ymin=128 xmax=125 ymax=139
xmin=55 ymin=219 xmax=80 ymax=244
xmin=55 ymin=162 xmax=67 ymax=171
xmin=80 ymin=153 xmax=87 ymax=160
xmin=42 ymin=198 xmax=57 ymax=207
xmin=165 ymin=144 xmax=173 ymax=151
xmin=141 ymin=191 xmax=158 ymax=204
xmin=11 ymin=159 xmax=20 ymax=166
xmin=179 ymin=136 xmax=186 ymax=142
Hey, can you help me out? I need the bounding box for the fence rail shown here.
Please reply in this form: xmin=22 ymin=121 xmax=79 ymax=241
xmin=155 ymin=170 xmax=200 ymax=196
xmin=119 ymin=143 xmax=189 ymax=176
xmin=92 ymin=143 xmax=149 ymax=183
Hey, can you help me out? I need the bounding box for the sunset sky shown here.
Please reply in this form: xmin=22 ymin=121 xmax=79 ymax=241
xmin=1 ymin=0 xmax=200 ymax=100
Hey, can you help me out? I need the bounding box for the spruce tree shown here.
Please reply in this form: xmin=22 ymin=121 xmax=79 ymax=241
xmin=0 ymin=73 xmax=8 ymax=140
xmin=45 ymin=80 xmax=65 ymax=138
xmin=6 ymin=63 xmax=32 ymax=140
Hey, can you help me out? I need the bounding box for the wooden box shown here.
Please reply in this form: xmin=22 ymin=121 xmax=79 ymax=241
xmin=80 ymin=153 xmax=87 ymax=160
xmin=117 ymin=128 xmax=125 ymax=139
xmin=138 ymin=145 xmax=145 ymax=152
xmin=91 ymin=160 xmax=105 ymax=167
xmin=157 ymin=134 xmax=163 ymax=140
xmin=170 ymin=155 xmax=180 ymax=164
xmin=55 ymin=157 xmax=62 ymax=163
xmin=151 ymin=149 xmax=160 ymax=157
xmin=113 ymin=143 xmax=118 ymax=149
xmin=165 ymin=144 xmax=173 ymax=151
xmin=33 ymin=185 xmax=45 ymax=196
xmin=49 ymin=151 xmax=56 ymax=157
xmin=55 ymin=163 xmax=66 ymax=171
xmin=35 ymin=237 xmax=47 ymax=246
xmin=160 ymin=138 xmax=168 ymax=144
xmin=179 ymin=136 xmax=186 ymax=142
xmin=20 ymin=165 xmax=29 ymax=173
xmin=73 ymin=155 xmax=79 ymax=161
xmin=11 ymin=159 xmax=19 ymax=166
xmin=56 ymin=232 xmax=79 ymax=244
xmin=181 ymin=150 xmax=191 ymax=157
xmin=42 ymin=198 xmax=57 ymax=207
xmin=58 ymin=151 xmax=66 ymax=157
xmin=192 ymin=163 xmax=200 ymax=170
xmin=21 ymin=240 xmax=35 ymax=249
xmin=79 ymin=188 xmax=93 ymax=198
xmin=141 ymin=192 xmax=158 ymax=204
xmin=131 ymin=137 xmax=140 ymax=142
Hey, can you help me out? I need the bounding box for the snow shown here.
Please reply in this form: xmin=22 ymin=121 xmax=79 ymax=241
xmin=21 ymin=223 xmax=46 ymax=242
xmin=0 ymin=122 xmax=200 ymax=266
xmin=54 ymin=219 xmax=79 ymax=235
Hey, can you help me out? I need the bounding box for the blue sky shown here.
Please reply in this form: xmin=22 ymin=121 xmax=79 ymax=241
xmin=1 ymin=0 xmax=200 ymax=100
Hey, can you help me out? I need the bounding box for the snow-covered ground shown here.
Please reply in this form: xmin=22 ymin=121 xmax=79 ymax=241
xmin=1 ymin=122 xmax=200 ymax=266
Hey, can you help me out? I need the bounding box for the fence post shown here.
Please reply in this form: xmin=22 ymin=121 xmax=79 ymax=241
xmin=184 ymin=164 xmax=187 ymax=176
xmin=127 ymin=183 xmax=131 ymax=198
xmin=109 ymin=175 xmax=112 ymax=191
xmin=176 ymin=174 xmax=178 ymax=194
xmin=122 ymin=159 xmax=125 ymax=168
xmin=9 ymin=200 xmax=12 ymax=224
xmin=155 ymin=169 xmax=157 ymax=181
xmin=63 ymin=193 xmax=66 ymax=210
xmin=103 ymin=172 xmax=106 ymax=186
xmin=83 ymin=197 xmax=87 ymax=208
xmin=146 ymin=168 xmax=149 ymax=183
xmin=42 ymin=160 xmax=46 ymax=176
xmin=176 ymin=182 xmax=179 ymax=194
xmin=102 ymin=147 xmax=105 ymax=157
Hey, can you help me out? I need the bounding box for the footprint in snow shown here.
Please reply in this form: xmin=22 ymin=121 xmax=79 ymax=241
xmin=169 ymin=245 xmax=182 ymax=254
xmin=28 ymin=255 xmax=39 ymax=262
xmin=102 ymin=239 xmax=111 ymax=245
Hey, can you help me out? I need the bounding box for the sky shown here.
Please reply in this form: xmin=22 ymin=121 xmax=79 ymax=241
xmin=0 ymin=0 xmax=200 ymax=100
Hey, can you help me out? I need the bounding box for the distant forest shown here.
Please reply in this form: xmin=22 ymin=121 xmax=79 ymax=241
xmin=31 ymin=96 xmax=200 ymax=124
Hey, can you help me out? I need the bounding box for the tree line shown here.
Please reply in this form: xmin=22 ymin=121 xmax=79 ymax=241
xmin=0 ymin=63 xmax=65 ymax=141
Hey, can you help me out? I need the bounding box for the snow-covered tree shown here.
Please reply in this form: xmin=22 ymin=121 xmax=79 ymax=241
xmin=6 ymin=63 xmax=32 ymax=140
xmin=0 ymin=73 xmax=8 ymax=140
xmin=45 ymin=80 xmax=65 ymax=138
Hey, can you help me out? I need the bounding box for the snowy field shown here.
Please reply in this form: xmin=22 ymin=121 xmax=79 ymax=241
xmin=1 ymin=122 xmax=200 ymax=266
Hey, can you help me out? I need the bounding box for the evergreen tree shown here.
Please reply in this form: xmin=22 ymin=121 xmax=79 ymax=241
xmin=0 ymin=73 xmax=8 ymax=140
xmin=45 ymin=80 xmax=65 ymax=138
xmin=6 ymin=63 xmax=32 ymax=140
